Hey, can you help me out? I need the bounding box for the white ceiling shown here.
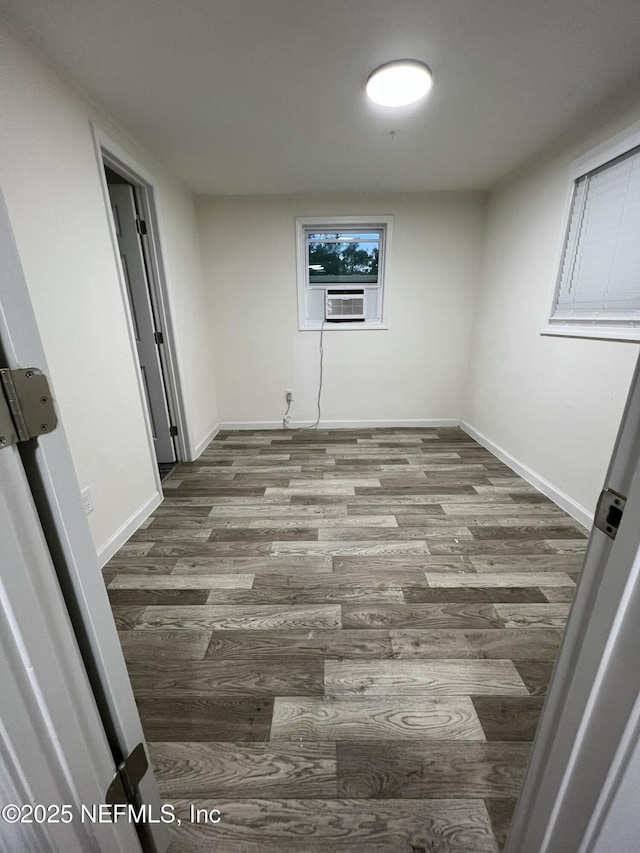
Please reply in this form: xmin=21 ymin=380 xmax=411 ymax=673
xmin=2 ymin=0 xmax=640 ymax=195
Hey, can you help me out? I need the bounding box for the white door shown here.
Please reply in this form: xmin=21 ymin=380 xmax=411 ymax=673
xmin=107 ymin=183 xmax=175 ymax=464
xmin=0 ymin=445 xmax=144 ymax=853
xmin=0 ymin=188 xmax=168 ymax=853
xmin=506 ymin=353 xmax=640 ymax=853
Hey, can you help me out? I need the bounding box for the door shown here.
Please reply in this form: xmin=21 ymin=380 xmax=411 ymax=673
xmin=0 ymin=187 xmax=168 ymax=852
xmin=506 ymin=352 xmax=640 ymax=852
xmin=0 ymin=444 xmax=144 ymax=853
xmin=107 ymin=183 xmax=175 ymax=464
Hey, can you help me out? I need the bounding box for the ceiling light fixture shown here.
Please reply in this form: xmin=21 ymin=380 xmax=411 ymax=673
xmin=366 ymin=60 xmax=433 ymax=107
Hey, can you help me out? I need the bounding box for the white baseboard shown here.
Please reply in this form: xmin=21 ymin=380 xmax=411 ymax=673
xmin=97 ymin=490 xmax=163 ymax=568
xmin=460 ymin=420 xmax=593 ymax=529
xmin=218 ymin=418 xmax=460 ymax=431
xmin=191 ymin=422 xmax=220 ymax=459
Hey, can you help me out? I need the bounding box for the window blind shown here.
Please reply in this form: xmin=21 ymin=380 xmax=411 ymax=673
xmin=553 ymin=145 xmax=640 ymax=323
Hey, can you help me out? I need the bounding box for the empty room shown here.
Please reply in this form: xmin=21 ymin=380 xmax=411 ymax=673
xmin=2 ymin=2 xmax=640 ymax=852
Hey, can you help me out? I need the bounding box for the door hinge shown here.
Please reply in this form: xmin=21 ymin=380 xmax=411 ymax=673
xmin=0 ymin=368 xmax=58 ymax=450
xmin=169 ymin=425 xmax=178 ymax=437
xmin=135 ymin=217 xmax=147 ymax=236
xmin=153 ymin=331 xmax=164 ymax=345
xmin=105 ymin=743 xmax=149 ymax=805
xmin=594 ymin=488 xmax=626 ymax=540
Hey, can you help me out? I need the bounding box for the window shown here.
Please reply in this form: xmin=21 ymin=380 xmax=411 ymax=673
xmin=544 ymin=123 xmax=640 ymax=341
xmin=296 ymin=216 xmax=392 ymax=330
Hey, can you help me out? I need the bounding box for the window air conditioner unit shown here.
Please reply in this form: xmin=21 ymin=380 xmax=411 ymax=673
xmin=325 ymin=290 xmax=366 ymax=322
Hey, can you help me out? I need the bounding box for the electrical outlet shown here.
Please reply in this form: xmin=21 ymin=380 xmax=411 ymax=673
xmin=286 ymin=389 xmax=294 ymax=403
xmin=81 ymin=487 xmax=94 ymax=515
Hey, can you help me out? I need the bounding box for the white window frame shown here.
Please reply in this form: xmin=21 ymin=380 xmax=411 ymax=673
xmin=542 ymin=120 xmax=640 ymax=342
xmin=295 ymin=215 xmax=392 ymax=330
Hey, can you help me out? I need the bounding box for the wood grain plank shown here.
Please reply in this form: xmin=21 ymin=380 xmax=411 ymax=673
xmin=513 ymin=660 xmax=555 ymax=696
xmin=485 ymin=798 xmax=517 ymax=851
xmin=135 ymin=697 xmax=274 ymax=741
xmin=129 ymin=528 xmax=213 ymax=541
xmin=111 ymin=605 xmax=144 ymax=630
xmin=167 ymin=798 xmax=500 ymax=852
xmin=251 ymin=571 xmax=426 ymax=589
xmin=325 ymin=659 xmax=528 ymax=697
xmin=136 ymin=604 xmax=341 ymax=631
xmin=402 ymin=586 xmax=548 ymax=604
xmin=425 ymin=572 xmax=575 ymax=588
xmin=337 ymin=741 xmax=530 ymax=799
xmin=271 ymin=696 xmax=485 ymax=741
xmin=108 ymin=589 xmax=212 ymax=606
xmin=470 ymin=554 xmax=584 ymax=572
xmin=427 ymin=540 xmax=556 ymax=555
xmin=270 ymin=540 xmax=429 ymax=556
xmin=442 ymin=503 xmax=566 ymax=516
xmin=541 ymin=587 xmax=576 ymax=602
xmin=318 ymin=526 xmax=472 ymax=540
xmin=128 ymin=659 xmax=324 ymax=697
xmin=207 ymin=505 xmax=347 ymax=517
xmin=148 ymin=542 xmax=273 ymax=556
xmin=104 ymin=557 xmax=178 ymax=572
xmin=205 ymin=630 xmax=393 ymax=660
xmin=391 ymin=628 xmax=563 ymax=660
xmin=172 ymin=556 xmax=332 ymax=574
xmin=265 ymin=486 xmax=357 ymax=496
xmin=205 ymin=527 xmax=319 ymax=542
xmin=151 ymin=505 xmax=217 ymax=516
xmin=342 ymin=603 xmax=503 ymax=630
xmin=205 ymin=587 xmax=404 ymax=605
xmin=146 ymin=516 xmax=224 ymax=528
xmin=117 ymin=630 xmax=211 ymax=661
xmin=472 ymin=696 xmax=545 ymax=741
xmin=149 ymin=742 xmax=336 ymax=798
xmin=333 ymin=556 xmax=472 ymax=572
xmin=116 ymin=542 xmax=153 ymax=556
xmin=494 ymin=603 xmax=571 ymax=628
xmin=208 ymin=515 xmax=398 ymax=529
xmin=109 ymin=574 xmax=255 ymax=589
xmin=545 ymin=539 xmax=588 ymax=553
xmin=469 ymin=525 xmax=587 ymax=540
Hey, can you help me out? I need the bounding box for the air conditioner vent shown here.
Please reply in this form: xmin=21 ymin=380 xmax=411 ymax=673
xmin=325 ymin=290 xmax=365 ymax=322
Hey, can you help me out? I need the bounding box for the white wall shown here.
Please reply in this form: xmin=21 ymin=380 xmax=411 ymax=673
xmin=463 ymin=84 xmax=640 ymax=521
xmin=0 ymin=26 xmax=219 ymax=557
xmin=197 ymin=193 xmax=485 ymax=426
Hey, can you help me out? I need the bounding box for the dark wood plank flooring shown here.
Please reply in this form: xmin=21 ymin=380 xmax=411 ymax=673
xmin=103 ymin=427 xmax=589 ymax=852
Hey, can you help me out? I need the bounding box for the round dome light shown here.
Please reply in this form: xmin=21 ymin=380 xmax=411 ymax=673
xmin=366 ymin=60 xmax=433 ymax=107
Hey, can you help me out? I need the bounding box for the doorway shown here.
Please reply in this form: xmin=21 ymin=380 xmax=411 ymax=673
xmin=104 ymin=165 xmax=175 ymax=475
xmin=94 ymin=127 xmax=188 ymax=481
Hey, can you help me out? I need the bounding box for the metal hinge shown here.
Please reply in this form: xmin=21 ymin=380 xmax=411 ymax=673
xmin=136 ymin=217 xmax=147 ymax=236
xmin=169 ymin=425 xmax=178 ymax=437
xmin=153 ymin=331 xmax=164 ymax=345
xmin=594 ymin=488 xmax=627 ymax=540
xmin=105 ymin=743 xmax=149 ymax=805
xmin=0 ymin=368 xmax=58 ymax=450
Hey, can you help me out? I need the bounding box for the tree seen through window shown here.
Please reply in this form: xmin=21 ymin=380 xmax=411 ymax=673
xmin=307 ymin=231 xmax=380 ymax=284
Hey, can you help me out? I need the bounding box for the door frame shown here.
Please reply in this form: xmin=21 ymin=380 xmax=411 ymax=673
xmin=106 ymin=181 xmax=176 ymax=464
xmin=0 ymin=184 xmax=168 ymax=852
xmin=91 ymin=124 xmax=189 ymax=465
